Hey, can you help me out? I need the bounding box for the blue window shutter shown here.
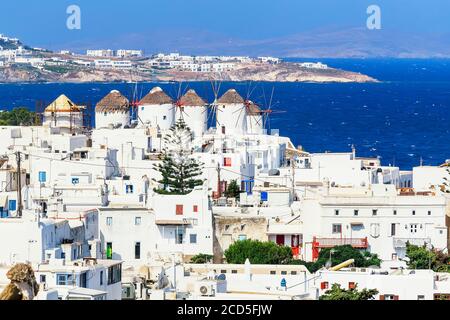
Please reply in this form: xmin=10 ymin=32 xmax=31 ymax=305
xmin=8 ymin=200 xmax=17 ymax=211
xmin=261 ymin=192 xmax=268 ymax=201
xmin=39 ymin=171 xmax=47 ymax=182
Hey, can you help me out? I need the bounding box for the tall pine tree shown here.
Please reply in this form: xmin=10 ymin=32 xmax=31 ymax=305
xmin=153 ymin=118 xmax=204 ymax=195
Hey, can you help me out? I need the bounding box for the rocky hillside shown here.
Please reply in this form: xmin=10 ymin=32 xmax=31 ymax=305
xmin=0 ymin=62 xmax=377 ymax=83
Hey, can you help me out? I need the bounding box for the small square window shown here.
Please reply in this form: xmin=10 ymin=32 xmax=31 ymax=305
xmin=412 ymin=210 xmax=416 ymax=216
xmin=335 ymin=209 xmax=339 ymax=216
xmin=190 ymin=234 xmax=197 ymax=244
xmin=354 ymin=210 xmax=359 ymax=216
xmin=281 ymin=271 xmax=287 ymax=275
xmin=372 ymin=209 xmax=378 ymax=216
xmin=106 ymin=217 xmax=113 ymax=226
xmin=193 ymin=205 xmax=198 ymax=213
xmin=163 ymin=116 xmax=167 ymax=120
xmin=393 ymin=210 xmax=397 ymax=215
xmin=135 ymin=217 xmax=141 ymax=226
xmin=270 ymin=271 xmax=276 ymax=275
xmin=291 ymin=271 xmax=297 ymax=275
xmin=231 ymin=270 xmax=237 ymax=274
xmin=176 ymin=205 xmax=184 ymax=215
xmin=428 ymin=211 xmax=431 ymax=216
xmin=332 ymin=224 xmax=342 ymax=234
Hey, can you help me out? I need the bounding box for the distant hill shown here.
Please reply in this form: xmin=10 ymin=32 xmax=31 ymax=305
xmin=49 ymin=27 xmax=450 ymax=58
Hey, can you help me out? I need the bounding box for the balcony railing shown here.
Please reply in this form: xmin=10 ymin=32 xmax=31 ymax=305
xmin=393 ymin=238 xmax=431 ymax=248
xmin=313 ymin=237 xmax=369 ymax=249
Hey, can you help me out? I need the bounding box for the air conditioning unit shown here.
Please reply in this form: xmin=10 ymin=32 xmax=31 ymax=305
xmin=195 ymin=281 xmax=217 ymax=297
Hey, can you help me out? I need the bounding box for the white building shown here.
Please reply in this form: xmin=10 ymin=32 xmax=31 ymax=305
xmin=95 ymin=90 xmax=130 ymax=129
xmin=87 ymin=49 xmax=115 ymax=57
xmin=216 ymin=89 xmax=247 ymax=135
xmin=177 ymin=89 xmax=208 ymax=138
xmin=116 ymin=50 xmax=143 ymax=58
xmin=42 ymin=94 xmax=84 ymax=135
xmin=138 ymin=87 xmax=175 ymax=130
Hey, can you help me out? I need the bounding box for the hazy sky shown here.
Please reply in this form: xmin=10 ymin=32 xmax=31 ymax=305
xmin=0 ymin=0 xmax=449 ymax=47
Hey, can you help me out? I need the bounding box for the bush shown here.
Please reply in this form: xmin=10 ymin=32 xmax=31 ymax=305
xmin=224 ymin=239 xmax=293 ymax=265
xmin=224 ymin=180 xmax=241 ymax=199
xmin=189 ymin=254 xmax=213 ymax=264
xmin=0 ymin=108 xmax=36 ymax=126
xmin=320 ymin=283 xmax=378 ymax=300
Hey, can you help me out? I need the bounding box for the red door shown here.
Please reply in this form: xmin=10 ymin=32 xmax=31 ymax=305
xmin=276 ymin=235 xmax=285 ymax=246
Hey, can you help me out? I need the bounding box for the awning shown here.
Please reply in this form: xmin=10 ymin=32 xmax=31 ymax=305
xmin=267 ymin=224 xmax=303 ymax=235
xmin=155 ymin=220 xmax=190 ymax=226
xmin=0 ymin=195 xmax=8 ymax=208
xmin=350 ymin=222 xmax=364 ymax=226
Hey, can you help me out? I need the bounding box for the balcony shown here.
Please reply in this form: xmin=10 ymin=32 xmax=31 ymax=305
xmin=313 ymin=237 xmax=368 ymax=249
xmin=393 ymin=238 xmax=431 ymax=248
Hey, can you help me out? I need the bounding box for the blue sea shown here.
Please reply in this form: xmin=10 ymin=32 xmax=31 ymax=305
xmin=1 ymin=59 xmax=450 ymax=170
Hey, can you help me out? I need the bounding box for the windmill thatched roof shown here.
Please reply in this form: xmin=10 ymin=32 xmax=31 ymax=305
xmin=217 ymin=89 xmax=245 ymax=104
xmin=96 ymin=90 xmax=130 ymax=113
xmin=45 ymin=94 xmax=82 ymax=113
xmin=180 ymin=89 xmax=207 ymax=106
xmin=247 ymin=101 xmax=262 ymax=116
xmin=140 ymin=87 xmax=173 ymax=105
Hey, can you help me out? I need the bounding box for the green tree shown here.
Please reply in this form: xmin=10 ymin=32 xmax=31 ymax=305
xmin=319 ymin=283 xmax=378 ymax=300
xmin=292 ymin=245 xmax=381 ymax=273
xmin=224 ymin=180 xmax=241 ymax=199
xmin=224 ymin=239 xmax=293 ymax=265
xmin=405 ymin=243 xmax=449 ymax=272
xmin=190 ymin=254 xmax=213 ymax=264
xmin=0 ymin=108 xmax=36 ymax=126
xmin=153 ymin=118 xmax=204 ymax=195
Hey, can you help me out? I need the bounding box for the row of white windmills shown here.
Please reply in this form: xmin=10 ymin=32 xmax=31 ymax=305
xmin=94 ymin=86 xmax=269 ymax=136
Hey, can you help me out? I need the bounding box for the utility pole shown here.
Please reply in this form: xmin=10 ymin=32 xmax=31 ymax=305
xmin=291 ymin=157 xmax=296 ymax=201
xmin=217 ymin=162 xmax=222 ymax=198
xmin=15 ymin=151 xmax=23 ymax=217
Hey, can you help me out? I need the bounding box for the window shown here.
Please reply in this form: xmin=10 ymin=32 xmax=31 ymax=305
xmin=106 ymin=217 xmax=113 ymax=226
xmin=224 ymin=157 xmax=232 ymax=167
xmin=190 ymin=234 xmax=197 ymax=244
xmin=176 ymin=205 xmax=184 ymax=215
xmin=349 ymin=282 xmax=356 ymax=289
xmin=126 ymin=185 xmax=134 ymax=194
xmin=417 ymin=295 xmax=425 ymax=300
xmin=106 ymin=242 xmax=113 ymax=260
xmin=80 ymin=272 xmax=87 ymax=288
xmin=100 ymin=271 xmax=104 ymax=286
xmin=281 ymin=271 xmax=287 ymax=275
xmin=231 ymin=270 xmax=238 ymax=274
xmin=382 ymin=294 xmax=399 ymax=300
xmin=40 ymin=275 xmax=46 ymax=283
xmin=56 ymin=274 xmax=74 ymax=286
xmin=332 ymin=224 xmax=342 ymax=234
xmin=393 ymin=210 xmax=397 ymax=216
xmin=335 ymin=209 xmax=339 ymax=216
xmin=291 ymin=271 xmax=297 ymax=275
xmin=320 ymin=282 xmax=329 ymax=290
xmin=135 ymin=242 xmax=141 ymax=259
xmin=175 ymin=227 xmax=185 ymax=244
xmin=135 ymin=217 xmax=142 ymax=226
xmin=428 ymin=211 xmax=431 ymax=216
xmin=107 ymin=264 xmax=122 ymax=285
xmin=354 ymin=210 xmax=359 ymax=216
xmin=270 ymin=271 xmax=276 ymax=275
xmin=391 ymin=223 xmax=396 ymax=236
xmin=221 ymin=126 xmax=226 ymax=134
xmin=372 ymin=209 xmax=378 ymax=216
xmin=238 ymin=234 xmax=247 ymax=241
xmin=220 ymin=270 xmax=227 ymax=274
xmin=193 ymin=205 xmax=198 ymax=213
xmin=163 ymin=116 xmax=167 ymax=120
xmin=412 ymin=210 xmax=416 ymax=216
xmin=410 ymin=224 xmax=418 ymax=234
